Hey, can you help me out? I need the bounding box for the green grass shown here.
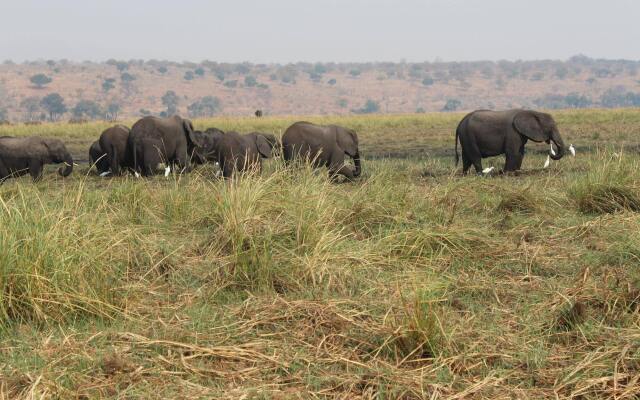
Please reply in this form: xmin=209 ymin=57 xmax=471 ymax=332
xmin=1 ymin=110 xmax=640 ymax=398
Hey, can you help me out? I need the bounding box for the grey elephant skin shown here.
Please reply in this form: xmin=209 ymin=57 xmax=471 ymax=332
xmin=0 ymin=136 xmax=73 ymax=181
xmin=206 ymin=131 xmax=276 ymax=178
xmin=89 ymin=141 xmax=109 ymax=174
xmin=190 ymin=127 xmax=224 ymax=165
xmin=455 ymin=109 xmax=566 ymax=174
xmin=282 ymin=121 xmax=361 ymax=179
xmin=127 ymin=115 xmax=199 ymax=176
xmin=98 ymin=125 xmax=131 ymax=175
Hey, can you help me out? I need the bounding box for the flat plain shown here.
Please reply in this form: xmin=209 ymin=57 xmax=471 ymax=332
xmin=1 ymin=109 xmax=640 ymax=399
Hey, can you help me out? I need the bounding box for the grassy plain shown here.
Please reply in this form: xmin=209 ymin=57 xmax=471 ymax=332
xmin=0 ymin=109 xmax=640 ymax=398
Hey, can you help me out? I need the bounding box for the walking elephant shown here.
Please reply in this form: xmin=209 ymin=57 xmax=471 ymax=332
xmin=282 ymin=121 xmax=361 ymax=180
xmin=210 ymin=131 xmax=275 ymax=178
xmin=99 ymin=124 xmax=131 ymax=175
xmin=89 ymin=141 xmax=109 ymax=174
xmin=127 ymin=115 xmax=200 ymax=176
xmin=0 ymin=136 xmax=73 ymax=181
xmin=455 ymin=109 xmax=566 ymax=174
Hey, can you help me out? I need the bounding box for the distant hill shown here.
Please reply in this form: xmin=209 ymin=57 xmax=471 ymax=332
xmin=0 ymin=55 xmax=639 ymax=122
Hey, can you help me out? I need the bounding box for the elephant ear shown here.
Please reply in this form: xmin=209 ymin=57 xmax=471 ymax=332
xmin=255 ymin=135 xmax=272 ymax=158
xmin=513 ymin=111 xmax=546 ymax=142
xmin=336 ymin=127 xmax=359 ymax=157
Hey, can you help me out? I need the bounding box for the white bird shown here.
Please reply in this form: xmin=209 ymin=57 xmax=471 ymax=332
xmin=164 ymin=166 xmax=171 ymax=177
xmin=550 ymin=143 xmax=556 ymax=156
xmin=99 ymin=171 xmax=111 ymax=177
xmin=482 ymin=166 xmax=495 ymax=174
xmin=543 ymin=155 xmax=550 ymax=168
xmin=134 ymin=171 xmax=141 ymax=178
xmin=569 ymin=144 xmax=576 ymax=156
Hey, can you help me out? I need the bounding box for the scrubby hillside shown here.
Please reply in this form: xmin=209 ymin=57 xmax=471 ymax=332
xmin=0 ymin=56 xmax=639 ymax=122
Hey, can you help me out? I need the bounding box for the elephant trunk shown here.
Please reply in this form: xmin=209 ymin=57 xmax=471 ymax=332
xmin=549 ymin=130 xmax=566 ymax=161
xmin=58 ymin=151 xmax=74 ymax=177
xmin=352 ymin=151 xmax=361 ymax=177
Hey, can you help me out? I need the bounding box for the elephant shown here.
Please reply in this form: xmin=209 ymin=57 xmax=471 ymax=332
xmin=99 ymin=124 xmax=131 ymax=175
xmin=89 ymin=140 xmax=109 ymax=174
xmin=0 ymin=136 xmax=73 ymax=181
xmin=127 ymin=115 xmax=200 ymax=176
xmin=282 ymin=121 xmax=361 ymax=179
xmin=206 ymin=131 xmax=275 ymax=178
xmin=190 ymin=127 xmax=225 ymax=165
xmin=455 ymin=109 xmax=566 ymax=174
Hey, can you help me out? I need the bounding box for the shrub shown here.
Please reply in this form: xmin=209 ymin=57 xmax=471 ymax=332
xmin=29 ymin=74 xmax=52 ymax=88
xmin=441 ymin=99 xmax=461 ymax=112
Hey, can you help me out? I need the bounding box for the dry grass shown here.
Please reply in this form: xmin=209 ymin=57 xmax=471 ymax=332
xmin=1 ymin=110 xmax=640 ymax=399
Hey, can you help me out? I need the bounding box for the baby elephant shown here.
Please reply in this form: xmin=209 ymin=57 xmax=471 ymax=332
xmin=0 ymin=136 xmax=74 ymax=181
xmin=282 ymin=121 xmax=361 ymax=180
xmin=216 ymin=131 xmax=276 ymax=178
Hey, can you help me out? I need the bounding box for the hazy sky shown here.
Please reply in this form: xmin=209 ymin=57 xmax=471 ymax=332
xmin=1 ymin=0 xmax=638 ymax=63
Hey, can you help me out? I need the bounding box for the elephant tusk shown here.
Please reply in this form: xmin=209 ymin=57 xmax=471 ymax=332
xmin=482 ymin=166 xmax=494 ymax=174
xmin=99 ymin=171 xmax=111 ymax=177
xmin=543 ymin=155 xmax=550 ymax=168
xmin=569 ymin=144 xmax=576 ymax=156
xmin=549 ymin=143 xmax=556 ymax=156
xmin=164 ymin=166 xmax=171 ymax=177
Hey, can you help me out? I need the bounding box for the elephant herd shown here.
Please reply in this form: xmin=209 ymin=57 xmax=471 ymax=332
xmin=0 ymin=108 xmax=572 ymax=182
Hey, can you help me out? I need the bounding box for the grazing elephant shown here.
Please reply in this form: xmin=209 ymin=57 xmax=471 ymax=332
xmin=190 ymin=127 xmax=225 ymax=165
xmin=210 ymin=131 xmax=275 ymax=178
xmin=99 ymin=125 xmax=131 ymax=175
xmin=0 ymin=136 xmax=73 ymax=181
xmin=89 ymin=141 xmax=109 ymax=174
xmin=455 ymin=109 xmax=566 ymax=174
xmin=282 ymin=121 xmax=361 ymax=179
xmin=127 ymin=115 xmax=200 ymax=176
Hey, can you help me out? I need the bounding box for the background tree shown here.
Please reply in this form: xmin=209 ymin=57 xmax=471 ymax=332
xmin=0 ymin=108 xmax=7 ymax=121
xmin=102 ymin=78 xmax=116 ymax=92
xmin=441 ymin=99 xmax=461 ymax=112
xmin=20 ymin=96 xmax=42 ymax=121
xmin=157 ymin=66 xmax=168 ymax=74
xmin=30 ymin=74 xmax=52 ymax=88
xmin=72 ymin=100 xmax=102 ymax=119
xmin=352 ymin=99 xmax=379 ymax=114
xmin=194 ymin=67 xmax=205 ymax=77
xmin=161 ymin=90 xmax=179 ymax=115
xmin=224 ymin=80 xmax=238 ymax=88
xmin=327 ymin=78 xmax=337 ymax=85
xmin=187 ymin=96 xmax=222 ymax=117
xmin=244 ymin=76 xmax=257 ymax=87
xmin=40 ymin=93 xmax=67 ymax=121
xmin=184 ymin=71 xmax=195 ymax=81
xmin=106 ymin=102 xmax=121 ymax=121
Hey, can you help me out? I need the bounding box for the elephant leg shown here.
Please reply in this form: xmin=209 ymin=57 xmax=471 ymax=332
xmin=28 ymin=158 xmax=43 ymax=181
xmin=461 ymin=155 xmax=472 ymax=175
xmin=174 ymin=143 xmax=190 ymax=173
xmin=461 ymin=137 xmax=483 ymax=174
xmin=0 ymin=158 xmax=10 ymax=180
xmin=504 ymin=141 xmax=525 ymax=172
xmin=142 ymin=146 xmax=160 ymax=176
xmin=222 ymin=161 xmax=234 ymax=179
xmin=328 ymin=150 xmax=354 ymax=180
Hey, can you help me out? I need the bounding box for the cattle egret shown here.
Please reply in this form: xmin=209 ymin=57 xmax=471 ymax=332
xmin=482 ymin=166 xmax=495 ymax=174
xmin=134 ymin=171 xmax=140 ymax=178
xmin=550 ymin=143 xmax=556 ymax=156
xmin=164 ymin=166 xmax=171 ymax=177
xmin=569 ymin=144 xmax=576 ymax=156
xmin=543 ymin=155 xmax=550 ymax=168
xmin=99 ymin=171 xmax=111 ymax=177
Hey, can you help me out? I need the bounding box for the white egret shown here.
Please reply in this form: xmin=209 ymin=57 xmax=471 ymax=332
xmin=482 ymin=166 xmax=495 ymax=174
xmin=569 ymin=144 xmax=576 ymax=156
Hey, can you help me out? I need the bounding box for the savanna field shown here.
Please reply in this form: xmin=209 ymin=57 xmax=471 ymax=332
xmin=1 ymin=109 xmax=640 ymax=399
